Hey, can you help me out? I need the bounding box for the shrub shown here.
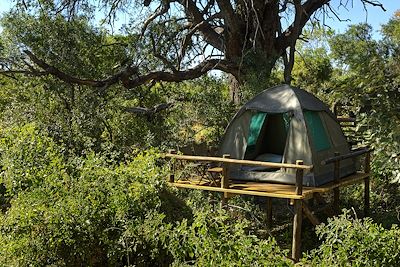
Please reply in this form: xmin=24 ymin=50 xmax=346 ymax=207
xmin=303 ymin=209 xmax=400 ymax=266
xmin=0 ymin=126 xmax=291 ymax=266
xmin=0 ymin=124 xmax=67 ymax=197
xmin=166 ymin=208 xmax=293 ymax=267
xmin=0 ymin=148 xmax=182 ymax=266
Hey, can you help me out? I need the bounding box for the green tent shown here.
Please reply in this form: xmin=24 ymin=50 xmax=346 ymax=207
xmin=219 ymin=85 xmax=355 ymax=186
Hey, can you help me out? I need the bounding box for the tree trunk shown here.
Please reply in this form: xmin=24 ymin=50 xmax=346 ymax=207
xmin=228 ymin=74 xmax=241 ymax=105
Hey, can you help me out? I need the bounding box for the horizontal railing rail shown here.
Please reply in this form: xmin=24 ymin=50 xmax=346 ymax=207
xmin=321 ymin=147 xmax=371 ymax=165
xmin=164 ymin=153 xmax=313 ymax=170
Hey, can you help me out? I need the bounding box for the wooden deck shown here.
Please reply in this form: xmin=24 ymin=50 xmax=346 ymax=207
xmin=170 ymin=172 xmax=369 ymax=200
xmin=165 ymin=149 xmax=371 ymax=262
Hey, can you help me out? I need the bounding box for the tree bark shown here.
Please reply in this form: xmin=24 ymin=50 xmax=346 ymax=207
xmin=228 ymin=74 xmax=241 ymax=105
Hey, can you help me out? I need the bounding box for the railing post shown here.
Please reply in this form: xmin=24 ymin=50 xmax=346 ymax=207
xmin=333 ymin=152 xmax=340 ymax=214
xmin=364 ymin=151 xmax=371 ymax=217
xmin=221 ymin=154 xmax=230 ymax=208
xmin=292 ymin=160 xmax=304 ymax=262
xmin=168 ymin=149 xmax=176 ymax=183
xmin=295 ymin=160 xmax=304 ymax=196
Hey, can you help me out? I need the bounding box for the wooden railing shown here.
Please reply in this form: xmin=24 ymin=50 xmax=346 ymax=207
xmin=165 ymin=151 xmax=312 ymax=201
xmin=321 ymin=147 xmax=371 ymax=165
xmin=165 ymin=153 xmax=312 ymax=170
xmin=320 ymin=147 xmax=371 ymax=215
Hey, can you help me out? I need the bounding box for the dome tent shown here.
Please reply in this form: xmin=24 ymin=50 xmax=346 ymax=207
xmin=219 ymin=84 xmax=356 ymax=187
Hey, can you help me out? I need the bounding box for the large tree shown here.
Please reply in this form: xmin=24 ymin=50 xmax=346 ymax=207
xmin=0 ymin=0 xmax=385 ymax=102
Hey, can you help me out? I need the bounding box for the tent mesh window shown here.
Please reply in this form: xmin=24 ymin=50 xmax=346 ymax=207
xmin=304 ymin=110 xmax=331 ymax=151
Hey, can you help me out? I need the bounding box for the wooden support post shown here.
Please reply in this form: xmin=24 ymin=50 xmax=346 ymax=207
xmin=266 ymin=197 xmax=273 ymax=228
xmin=308 ymin=197 xmax=315 ymax=208
xmin=292 ymin=160 xmax=304 ymax=262
xmin=314 ymin=193 xmax=335 ymax=217
xmin=313 ymin=193 xmax=335 ymax=217
xmin=292 ymin=200 xmax=303 ymax=262
xmin=333 ymin=152 xmax=340 ymax=214
xmin=302 ymin=201 xmax=320 ymax=226
xmin=168 ymin=149 xmax=176 ymax=183
xmin=221 ymin=154 xmax=230 ymax=208
xmin=364 ymin=151 xmax=371 ymax=217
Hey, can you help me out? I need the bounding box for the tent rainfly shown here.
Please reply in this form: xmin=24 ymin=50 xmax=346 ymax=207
xmin=219 ymin=85 xmax=356 ymax=187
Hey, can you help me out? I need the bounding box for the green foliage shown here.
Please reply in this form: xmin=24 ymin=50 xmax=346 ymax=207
xmin=168 ymin=208 xmax=292 ymax=267
xmin=329 ymin=23 xmax=400 ymax=185
xmin=1 ymin=4 xmax=400 ymax=266
xmin=0 ymin=125 xmax=290 ymax=266
xmin=0 ymin=124 xmax=67 ymax=196
xmin=0 ymin=11 xmax=165 ymax=155
xmin=292 ymin=26 xmax=334 ymax=93
xmin=330 ymin=24 xmax=380 ymax=72
xmin=1 ymin=11 xmax=127 ymax=79
xmin=303 ymin=210 xmax=400 ymax=266
xmin=239 ymin=51 xmax=283 ymax=100
xmin=292 ymin=47 xmax=333 ymax=93
xmin=0 ymin=131 xmax=172 ymax=265
xmin=382 ymin=12 xmax=400 ymax=46
xmin=165 ymin=77 xmax=234 ymax=150
xmin=0 ymin=10 xmax=233 ymax=155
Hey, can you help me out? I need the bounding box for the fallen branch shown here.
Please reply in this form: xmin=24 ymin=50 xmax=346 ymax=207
xmin=123 ymin=96 xmax=187 ymax=117
xmin=123 ymin=102 xmax=174 ymax=115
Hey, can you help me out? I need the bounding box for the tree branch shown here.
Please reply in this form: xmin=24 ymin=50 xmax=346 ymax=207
xmin=215 ymin=0 xmax=239 ymax=34
xmin=23 ymin=50 xmax=138 ymax=89
xmin=180 ymin=0 xmax=224 ymax=51
xmin=23 ymin=50 xmax=237 ymax=89
xmin=276 ymin=0 xmax=330 ymax=53
xmin=278 ymin=0 xmax=385 ymax=51
xmin=201 ymin=0 xmax=215 ymax=15
xmin=121 ymin=58 xmax=237 ymax=88
xmin=179 ymin=12 xmax=222 ymax=64
xmin=150 ymin=34 xmax=178 ymax=72
xmin=279 ymin=0 xmax=290 ymax=12
xmin=141 ymin=1 xmax=171 ymax=36
xmin=284 ymin=0 xmax=302 ymax=84
xmin=326 ymin=3 xmax=350 ymax=22
xmin=0 ymin=69 xmax=47 ymax=76
xmin=360 ymin=0 xmax=386 ymax=11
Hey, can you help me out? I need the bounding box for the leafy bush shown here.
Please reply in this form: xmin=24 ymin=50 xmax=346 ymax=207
xmin=0 ymin=126 xmax=180 ymax=265
xmin=165 ymin=77 xmax=234 ymax=151
xmin=0 ymin=126 xmax=291 ymax=266
xmin=303 ymin=210 xmax=400 ymax=266
xmin=167 ymin=208 xmax=292 ymax=267
xmin=0 ymin=124 xmax=67 ymax=196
